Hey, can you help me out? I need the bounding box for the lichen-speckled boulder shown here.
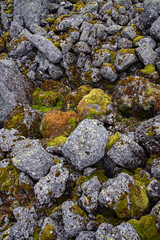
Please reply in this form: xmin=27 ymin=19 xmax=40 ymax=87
xmin=40 ymin=110 xmax=80 ymax=139
xmin=13 ymin=0 xmax=42 ymax=29
xmin=99 ymin=173 xmax=149 ymax=219
xmin=75 ymin=231 xmax=95 ymax=240
xmin=8 ymin=206 xmax=38 ymax=240
xmin=11 ymin=139 xmax=54 ymax=180
xmin=113 ymin=76 xmax=160 ymax=119
xmin=134 ymin=115 xmax=160 ymax=154
xmin=77 ymin=89 xmax=112 ymax=118
xmin=106 ymin=134 xmax=147 ymax=170
xmin=0 ymin=60 xmax=33 ymax=125
xmin=34 ymin=164 xmax=69 ymax=206
xmin=62 ymin=119 xmax=109 ymax=170
xmin=0 ymin=128 xmax=21 ymax=153
xmin=79 ymin=176 xmax=101 ymax=213
xmin=105 ymin=222 xmax=140 ymax=240
xmin=114 ymin=49 xmax=137 ymax=72
xmin=62 ymin=201 xmax=87 ymax=238
xmin=4 ymin=104 xmax=42 ymax=138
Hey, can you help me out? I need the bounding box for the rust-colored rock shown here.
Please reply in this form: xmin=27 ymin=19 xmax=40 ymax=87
xmin=40 ymin=110 xmax=81 ymax=138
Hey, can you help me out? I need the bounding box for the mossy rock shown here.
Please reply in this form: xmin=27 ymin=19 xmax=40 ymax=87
xmin=39 ymin=223 xmax=55 ymax=240
xmin=115 ymin=180 xmax=149 ymax=219
xmin=66 ymin=85 xmax=92 ymax=110
xmin=40 ymin=110 xmax=81 ymax=138
xmin=32 ymin=88 xmax=63 ymax=112
xmin=0 ymin=162 xmax=19 ymax=192
xmin=77 ymin=88 xmax=112 ymax=118
xmin=134 ymin=168 xmax=153 ymax=187
xmin=4 ymin=104 xmax=42 ymax=138
xmin=113 ymin=76 xmax=160 ymax=119
xmin=129 ymin=215 xmax=160 ymax=240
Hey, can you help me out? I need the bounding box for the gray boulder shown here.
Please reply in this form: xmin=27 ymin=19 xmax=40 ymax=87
xmin=48 ymin=63 xmax=63 ymax=79
xmin=55 ymin=14 xmax=83 ymax=31
xmin=136 ymin=44 xmax=157 ymax=66
xmin=62 ymin=119 xmax=109 ymax=170
xmin=79 ymin=176 xmax=101 ymax=213
xmin=144 ymin=0 xmax=160 ymax=14
xmin=150 ymin=17 xmax=160 ymax=41
xmin=0 ymin=128 xmax=20 ymax=153
xmin=121 ymin=26 xmax=137 ymax=40
xmin=117 ymin=38 xmax=133 ymax=49
xmin=96 ymin=223 xmax=113 ymax=240
xmin=100 ymin=63 xmax=118 ymax=83
xmin=135 ymin=36 xmax=156 ymax=49
xmin=134 ymin=115 xmax=160 ymax=155
xmin=30 ymin=23 xmax=47 ymax=36
xmin=106 ymin=134 xmax=147 ymax=170
xmin=27 ymin=34 xmax=62 ymax=63
xmin=8 ymin=206 xmax=38 ymax=240
xmin=62 ymin=201 xmax=87 ymax=238
xmin=150 ymin=201 xmax=160 ymax=230
xmin=151 ymin=157 xmax=160 ymax=180
xmin=137 ymin=9 xmax=158 ymax=32
xmin=147 ymin=179 xmax=160 ymax=198
xmin=92 ymin=50 xmax=111 ymax=68
xmin=114 ymin=50 xmax=137 ymax=72
xmin=9 ymin=21 xmax=23 ymax=39
xmin=106 ymin=24 xmax=122 ymax=35
xmin=34 ymin=164 xmax=69 ymax=206
xmin=106 ymin=222 xmax=140 ymax=240
xmin=73 ymin=41 xmax=91 ymax=54
xmin=0 ymin=60 xmax=33 ymax=125
xmin=11 ymin=139 xmax=54 ymax=180
xmin=76 ymin=231 xmax=95 ymax=240
xmin=13 ymin=0 xmax=42 ymax=29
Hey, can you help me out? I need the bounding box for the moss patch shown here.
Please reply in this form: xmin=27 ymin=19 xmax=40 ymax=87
xmin=39 ymin=223 xmax=55 ymax=240
xmin=141 ymin=63 xmax=155 ymax=75
xmin=129 ymin=215 xmax=160 ymax=240
xmin=46 ymin=135 xmax=67 ymax=147
xmin=77 ymin=88 xmax=112 ymax=118
xmin=106 ymin=132 xmax=121 ymax=150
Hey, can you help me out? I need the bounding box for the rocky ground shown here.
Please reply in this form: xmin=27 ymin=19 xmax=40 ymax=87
xmin=0 ymin=0 xmax=160 ymax=239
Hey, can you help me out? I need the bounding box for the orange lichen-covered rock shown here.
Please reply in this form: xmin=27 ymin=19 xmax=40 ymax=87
xmin=40 ymin=110 xmax=81 ymax=138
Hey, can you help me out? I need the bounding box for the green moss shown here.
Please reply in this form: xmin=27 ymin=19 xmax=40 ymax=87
xmin=32 ymin=105 xmax=53 ymax=113
xmin=119 ymin=48 xmax=136 ymax=55
xmin=106 ymin=132 xmax=121 ymax=150
xmin=0 ymin=162 xmax=19 ymax=192
xmin=129 ymin=215 xmax=160 ymax=240
xmin=44 ymin=17 xmax=55 ymax=24
xmin=53 ymin=158 xmax=60 ymax=164
xmin=116 ymin=195 xmax=128 ymax=219
xmin=68 ymin=117 xmax=77 ymax=129
xmin=40 ymin=223 xmax=55 ymax=240
xmin=134 ymin=168 xmax=153 ymax=187
xmin=88 ymin=169 xmax=108 ymax=183
xmin=33 ymin=227 xmax=41 ymax=240
xmin=47 ymin=135 xmax=67 ymax=147
xmin=95 ymin=214 xmax=109 ymax=226
xmin=141 ymin=63 xmax=155 ymax=75
xmin=70 ymin=203 xmax=87 ymax=219
xmin=133 ymin=35 xmax=144 ymax=45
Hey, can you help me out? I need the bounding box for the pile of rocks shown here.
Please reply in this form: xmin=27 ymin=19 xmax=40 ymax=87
xmin=0 ymin=0 xmax=160 ymax=239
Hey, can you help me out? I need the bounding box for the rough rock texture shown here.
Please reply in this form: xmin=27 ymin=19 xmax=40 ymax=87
xmin=62 ymin=119 xmax=109 ymax=170
xmin=99 ymin=173 xmax=149 ymax=219
xmin=34 ymin=164 xmax=69 ymax=206
xmin=11 ymin=139 xmax=54 ymax=180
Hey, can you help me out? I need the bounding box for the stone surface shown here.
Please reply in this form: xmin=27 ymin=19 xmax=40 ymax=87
xmin=62 ymin=201 xmax=87 ymax=238
xmin=106 ymin=134 xmax=147 ymax=170
xmin=62 ymin=119 xmax=109 ymax=170
xmin=99 ymin=173 xmax=149 ymax=219
xmin=11 ymin=139 xmax=54 ymax=180
xmin=114 ymin=49 xmax=137 ymax=72
xmin=34 ymin=164 xmax=69 ymax=206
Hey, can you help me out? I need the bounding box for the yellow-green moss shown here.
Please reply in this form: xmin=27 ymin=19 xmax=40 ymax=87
xmin=39 ymin=223 xmax=55 ymax=240
xmin=134 ymin=168 xmax=154 ymax=187
xmin=119 ymin=48 xmax=136 ymax=55
xmin=141 ymin=63 xmax=155 ymax=75
xmin=0 ymin=163 xmax=19 ymax=192
xmin=77 ymin=88 xmax=112 ymax=117
xmin=133 ymin=35 xmax=144 ymax=45
xmin=47 ymin=135 xmax=67 ymax=147
xmin=70 ymin=203 xmax=87 ymax=219
xmin=44 ymin=18 xmax=55 ymax=24
xmin=106 ymin=132 xmax=121 ymax=150
xmin=115 ymin=180 xmax=149 ymax=219
xmin=88 ymin=169 xmax=108 ymax=183
xmin=33 ymin=227 xmax=41 ymax=240
xmin=129 ymin=215 xmax=160 ymax=240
